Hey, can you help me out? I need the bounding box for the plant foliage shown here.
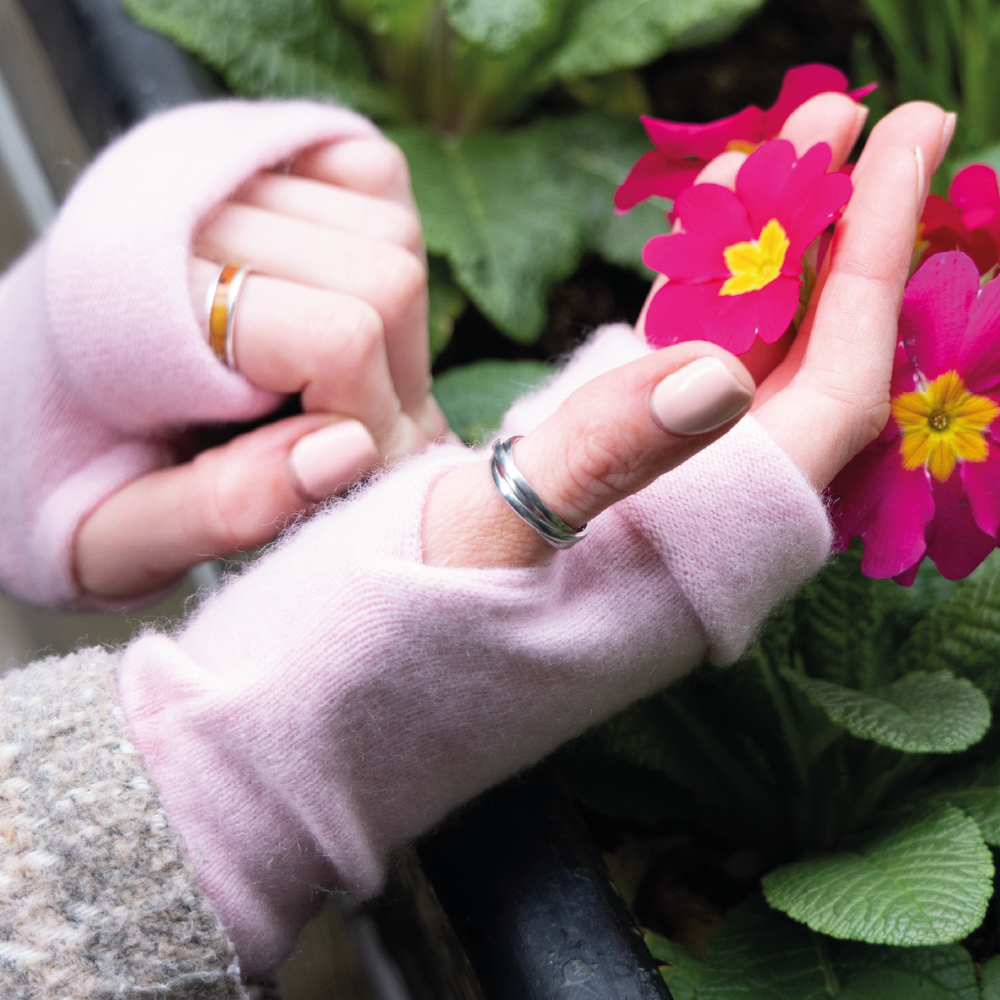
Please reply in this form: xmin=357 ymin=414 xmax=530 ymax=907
xmin=556 ymin=546 xmax=1000 ymax=993
xmin=856 ymin=0 xmax=1000 ymax=178
xmin=120 ymin=0 xmax=765 ymax=343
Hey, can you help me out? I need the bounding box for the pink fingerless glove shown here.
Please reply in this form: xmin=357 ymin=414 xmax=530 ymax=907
xmin=118 ymin=324 xmax=833 ymax=976
xmin=0 ymin=99 xmax=379 ymax=608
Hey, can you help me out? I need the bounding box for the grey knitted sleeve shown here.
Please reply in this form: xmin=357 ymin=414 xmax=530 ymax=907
xmin=0 ymin=646 xmax=248 ymax=999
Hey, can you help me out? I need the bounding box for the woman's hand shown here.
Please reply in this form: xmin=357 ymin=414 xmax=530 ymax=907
xmin=74 ymin=136 xmax=447 ymax=600
xmin=423 ymin=97 xmax=954 ymax=569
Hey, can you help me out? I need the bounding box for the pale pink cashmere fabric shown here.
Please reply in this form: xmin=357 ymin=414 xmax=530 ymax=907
xmin=0 ymin=96 xmax=834 ymax=977
xmin=0 ymin=99 xmax=379 ymax=607
xmin=119 ymin=327 xmax=833 ymax=975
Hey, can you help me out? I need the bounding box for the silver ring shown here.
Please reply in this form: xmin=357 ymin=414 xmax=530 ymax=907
xmin=490 ymin=436 xmax=589 ymax=549
xmin=224 ymin=265 xmax=251 ymax=370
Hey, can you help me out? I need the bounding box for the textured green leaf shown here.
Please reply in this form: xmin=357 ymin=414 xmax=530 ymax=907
xmin=916 ymin=757 xmax=1000 ymax=846
xmin=431 ymin=359 xmax=553 ymax=445
xmin=443 ymin=0 xmax=551 ymax=53
xmin=836 ymin=940 xmax=978 ymax=1000
xmin=122 ymin=0 xmax=398 ymax=117
xmin=790 ymin=543 xmax=944 ymax=691
xmin=699 ymin=896 xmax=836 ymax=1000
xmin=391 ymin=123 xmax=583 ymax=340
xmin=761 ymin=805 xmax=993 ymax=946
xmin=543 ymin=0 xmax=767 ymax=81
xmin=896 ymin=551 xmax=1000 ymax=706
xmin=645 ymin=932 xmax=702 ymax=1000
xmin=981 ymin=955 xmax=1000 ymax=1000
xmin=783 ymin=670 xmax=990 ymax=754
xmin=700 ymin=896 xmax=978 ymax=1000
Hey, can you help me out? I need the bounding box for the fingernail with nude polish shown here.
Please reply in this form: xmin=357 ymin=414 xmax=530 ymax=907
xmin=288 ymin=420 xmax=378 ymax=501
xmin=914 ymin=145 xmax=926 ymax=205
xmin=852 ymin=104 xmax=869 ymax=139
xmin=933 ymin=113 xmax=957 ymax=172
xmin=650 ymin=357 xmax=754 ymax=436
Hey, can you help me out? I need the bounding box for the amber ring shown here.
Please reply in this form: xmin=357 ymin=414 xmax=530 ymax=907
xmin=205 ymin=263 xmax=252 ymax=369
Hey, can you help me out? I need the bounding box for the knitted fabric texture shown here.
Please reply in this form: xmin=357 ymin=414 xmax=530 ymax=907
xmin=0 ymin=99 xmax=379 ymax=608
xmin=0 ymin=647 xmax=244 ymax=998
xmin=119 ymin=324 xmax=833 ymax=975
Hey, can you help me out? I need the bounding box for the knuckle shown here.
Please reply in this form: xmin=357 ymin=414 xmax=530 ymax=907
xmin=187 ymin=452 xmax=245 ymax=554
xmin=300 ymin=296 xmax=385 ymax=378
xmin=560 ymin=419 xmax=632 ymax=501
xmin=336 ymin=301 xmax=386 ymax=371
xmin=367 ymin=139 xmax=411 ymax=190
xmin=379 ymin=246 xmax=427 ymax=308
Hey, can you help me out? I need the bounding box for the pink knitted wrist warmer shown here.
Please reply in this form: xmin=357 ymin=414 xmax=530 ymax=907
xmin=118 ymin=325 xmax=833 ymax=975
xmin=0 ymin=99 xmax=379 ymax=607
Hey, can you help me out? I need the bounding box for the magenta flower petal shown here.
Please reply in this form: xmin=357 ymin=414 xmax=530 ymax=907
xmin=950 ymin=164 xmax=1000 ymax=217
xmin=735 ymin=139 xmax=797 ymax=236
xmin=901 ymin=252 xmax=979 ymax=379
xmin=614 ymin=150 xmax=694 ymax=212
xmin=925 ymin=473 xmax=997 ymax=579
xmin=642 ymin=185 xmax=753 ymax=283
xmin=950 ymin=164 xmax=1000 ymax=259
xmin=643 ymin=106 xmax=766 ymax=162
xmin=782 ymin=151 xmax=851 ymax=264
xmin=960 ymin=443 xmax=1000 ymax=538
xmin=644 ymin=276 xmax=800 ymax=354
xmin=958 ymin=271 xmax=1000 ymax=392
xmin=672 ymin=182 xmax=753 ymax=244
xmin=763 ymin=64 xmax=852 ymax=134
xmin=893 ymin=561 xmax=923 ymax=587
xmin=642 ymin=232 xmax=735 ymax=283
xmin=830 ymin=442 xmax=933 ymax=578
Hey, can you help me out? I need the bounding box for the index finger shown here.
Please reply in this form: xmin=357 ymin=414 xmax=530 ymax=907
xmin=291 ymin=137 xmax=417 ymax=209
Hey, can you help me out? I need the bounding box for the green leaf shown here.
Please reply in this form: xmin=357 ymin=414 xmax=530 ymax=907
xmin=700 ymin=896 xmax=979 ymax=1000
xmin=543 ymin=0 xmax=767 ymax=81
xmin=427 ymin=258 xmax=466 ymax=360
xmin=443 ymin=0 xmax=551 ymax=53
xmin=896 ymin=552 xmax=1000 ymax=706
xmin=544 ymin=112 xmax=665 ymax=274
xmin=916 ymin=757 xmax=1000 ymax=846
xmin=390 ymin=123 xmax=584 ymax=340
xmin=981 ymin=955 xmax=1000 ymax=1000
xmin=394 ymin=113 xmax=662 ymax=341
xmin=122 ymin=0 xmax=399 ymax=117
xmin=431 ymin=359 xmax=553 ymax=445
xmin=761 ymin=805 xmax=993 ymax=946
xmin=699 ymin=896 xmax=838 ymax=1000
xmin=782 ymin=670 xmax=990 ymax=754
xmin=790 ymin=543 xmax=920 ymax=692
xmin=645 ymin=932 xmax=702 ymax=1000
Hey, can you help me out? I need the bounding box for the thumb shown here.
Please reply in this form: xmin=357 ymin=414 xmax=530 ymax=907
xmin=424 ymin=343 xmax=754 ymax=568
xmin=74 ymin=413 xmax=378 ymax=600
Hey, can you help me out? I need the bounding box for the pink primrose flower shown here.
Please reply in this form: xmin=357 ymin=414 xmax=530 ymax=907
xmin=830 ymin=252 xmax=1000 ymax=584
xmin=917 ymin=165 xmax=1000 ymax=275
xmin=641 ymin=139 xmax=852 ymax=355
xmin=615 ymin=64 xmax=876 ymax=210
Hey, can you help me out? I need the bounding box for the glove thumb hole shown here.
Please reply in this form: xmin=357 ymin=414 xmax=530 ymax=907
xmin=512 ymin=346 xmax=755 ymax=535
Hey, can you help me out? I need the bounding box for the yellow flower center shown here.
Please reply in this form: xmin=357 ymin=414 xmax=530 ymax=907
xmin=891 ymin=370 xmax=999 ymax=482
xmin=720 ymin=218 xmax=790 ymax=296
xmin=726 ymin=139 xmax=759 ymax=155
